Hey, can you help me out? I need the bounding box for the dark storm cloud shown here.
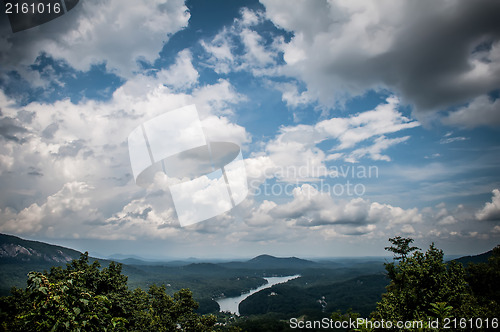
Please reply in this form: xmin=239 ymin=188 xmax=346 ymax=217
xmin=263 ymin=0 xmax=500 ymax=124
xmin=379 ymin=0 xmax=500 ymax=111
xmin=0 ymin=117 xmax=29 ymax=143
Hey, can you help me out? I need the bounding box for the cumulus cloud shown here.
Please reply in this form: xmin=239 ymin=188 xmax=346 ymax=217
xmin=157 ymin=49 xmax=199 ymax=91
xmin=200 ymin=29 xmax=235 ymax=74
xmin=421 ymin=203 xmax=459 ymax=226
xmin=0 ymin=0 xmax=190 ymax=78
xmin=317 ymin=96 xmax=419 ymax=149
xmin=98 ymin=195 xmax=180 ymax=240
xmin=261 ymin=0 xmax=500 ymax=122
xmin=443 ymin=95 xmax=500 ymax=128
xmin=201 ymin=8 xmax=282 ymax=76
xmin=0 ymin=117 xmax=29 ymax=143
xmin=243 ymin=184 xmax=486 ymax=240
xmin=249 ymin=184 xmax=422 ymax=235
xmin=274 ymin=81 xmax=314 ymax=109
xmin=0 ymin=52 xmax=249 ymax=238
xmin=476 ymin=189 xmax=500 ymax=221
xmin=254 ymin=96 xmax=418 ymax=182
xmin=0 ymin=182 xmax=98 ymax=237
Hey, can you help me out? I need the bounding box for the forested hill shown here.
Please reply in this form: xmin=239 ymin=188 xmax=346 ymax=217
xmin=0 ymin=233 xmax=81 ymax=264
xmin=220 ymin=254 xmax=319 ymax=269
xmin=452 ymin=249 xmax=493 ymax=266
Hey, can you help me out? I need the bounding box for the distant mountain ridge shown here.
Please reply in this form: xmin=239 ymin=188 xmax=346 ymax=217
xmin=0 ymin=233 xmax=81 ymax=264
xmin=1 ymin=233 xmax=495 ymax=268
xmin=246 ymin=254 xmax=318 ymax=268
xmin=452 ymin=249 xmax=492 ymax=266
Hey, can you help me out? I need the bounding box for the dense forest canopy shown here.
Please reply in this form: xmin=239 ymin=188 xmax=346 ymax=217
xmin=0 ymin=253 xmax=219 ymax=331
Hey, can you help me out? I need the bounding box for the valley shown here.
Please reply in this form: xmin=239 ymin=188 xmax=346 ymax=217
xmin=2 ymin=233 xmax=495 ymax=331
xmin=0 ymin=233 xmax=389 ymax=318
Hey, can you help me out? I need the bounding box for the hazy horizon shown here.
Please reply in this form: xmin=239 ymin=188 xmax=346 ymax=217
xmin=3 ymin=231 xmax=482 ymax=262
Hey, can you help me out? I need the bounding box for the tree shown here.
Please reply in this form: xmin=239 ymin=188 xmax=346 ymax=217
xmin=384 ymin=236 xmax=419 ymax=261
xmin=0 ymin=253 xmax=217 ymax=332
xmin=466 ymin=245 xmax=500 ymax=318
xmin=372 ymin=238 xmax=478 ymax=330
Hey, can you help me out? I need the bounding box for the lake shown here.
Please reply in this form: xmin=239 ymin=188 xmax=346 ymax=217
xmin=216 ymin=275 xmax=300 ymax=315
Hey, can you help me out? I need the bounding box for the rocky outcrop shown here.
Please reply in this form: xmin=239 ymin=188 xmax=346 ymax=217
xmin=0 ymin=234 xmax=80 ymax=263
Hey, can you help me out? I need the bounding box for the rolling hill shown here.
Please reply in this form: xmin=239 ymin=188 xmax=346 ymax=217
xmin=0 ymin=233 xmax=81 ymax=264
xmin=452 ymin=249 xmax=492 ymax=266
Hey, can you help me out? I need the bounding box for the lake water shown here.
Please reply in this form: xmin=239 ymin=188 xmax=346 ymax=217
xmin=216 ymin=275 xmax=300 ymax=315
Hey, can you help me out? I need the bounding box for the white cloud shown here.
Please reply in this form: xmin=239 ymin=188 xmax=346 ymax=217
xmin=244 ymin=155 xmax=278 ymax=192
xmin=200 ymin=30 xmax=235 ymax=74
xmin=1 ymin=0 xmax=190 ymax=78
xmin=368 ymin=202 xmax=422 ymax=226
xmin=345 ymin=135 xmax=410 ymax=163
xmin=157 ymin=49 xmax=199 ymax=91
xmin=99 ymin=195 xmax=180 ymax=240
xmin=0 ymin=182 xmax=97 ymax=237
xmin=241 ymin=28 xmax=274 ymax=66
xmin=246 ymin=200 xmax=277 ymax=226
xmin=317 ymin=96 xmax=419 ymax=149
xmin=201 ymin=115 xmax=250 ymax=146
xmin=255 ymin=184 xmax=422 ymax=235
xmin=0 ymin=52 xmax=249 ymax=238
xmin=476 ymin=189 xmax=500 ymax=221
xmin=274 ymin=82 xmax=313 ymax=108
xmin=440 ymin=136 xmax=469 ymax=144
xmin=193 ymin=79 xmax=247 ymax=117
xmin=201 ymin=8 xmax=281 ymax=76
xmin=443 ymin=95 xmax=500 ymax=128
xmin=239 ymin=7 xmax=262 ymax=27
xmin=424 ymin=153 xmax=441 ymax=159
xmin=401 ymin=224 xmax=416 ymax=234
xmin=438 ymin=215 xmax=457 ymax=225
xmin=259 ymin=96 xmax=418 ymax=181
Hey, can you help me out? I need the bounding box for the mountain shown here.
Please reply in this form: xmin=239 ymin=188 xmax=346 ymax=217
xmin=452 ymin=249 xmax=492 ymax=266
xmin=0 ymin=233 xmax=85 ymax=295
xmin=0 ymin=233 xmax=81 ymax=264
xmin=248 ymin=254 xmax=318 ymax=268
xmin=220 ymin=254 xmax=319 ymax=270
xmin=107 ymin=253 xmax=151 ymax=261
xmin=106 ymin=254 xmax=197 ymax=267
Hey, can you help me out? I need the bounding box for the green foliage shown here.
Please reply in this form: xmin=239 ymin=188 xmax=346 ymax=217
xmin=466 ymin=245 xmax=500 ymax=317
xmin=0 ymin=253 xmax=217 ymax=332
xmin=371 ymin=238 xmax=499 ymax=331
xmin=231 ymin=313 xmax=294 ymax=332
xmin=239 ymin=274 xmax=388 ymax=318
xmin=330 ymin=309 xmax=362 ymax=332
xmin=124 ymin=263 xmax=268 ymax=299
xmin=384 ymin=236 xmax=419 ymax=261
xmin=374 ymin=242 xmax=470 ymax=322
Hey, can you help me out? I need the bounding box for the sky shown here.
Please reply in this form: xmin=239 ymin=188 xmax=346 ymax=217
xmin=0 ymin=0 xmax=500 ymax=259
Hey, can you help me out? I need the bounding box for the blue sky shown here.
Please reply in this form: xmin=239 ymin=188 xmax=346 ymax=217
xmin=0 ymin=0 xmax=500 ymax=259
